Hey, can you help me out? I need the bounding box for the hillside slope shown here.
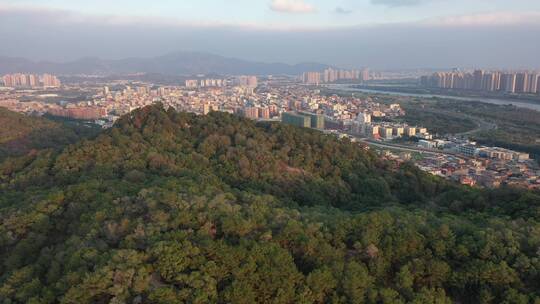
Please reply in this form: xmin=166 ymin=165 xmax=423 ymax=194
xmin=0 ymin=108 xmax=58 ymax=144
xmin=0 ymin=105 xmax=539 ymax=303
xmin=0 ymin=108 xmax=100 ymax=161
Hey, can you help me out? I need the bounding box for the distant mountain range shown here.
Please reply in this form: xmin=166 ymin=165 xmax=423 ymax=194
xmin=0 ymin=52 xmax=332 ymax=76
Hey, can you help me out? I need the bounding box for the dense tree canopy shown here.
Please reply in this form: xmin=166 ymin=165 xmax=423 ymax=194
xmin=0 ymin=108 xmax=100 ymax=162
xmin=1 ymin=105 xmax=540 ymax=303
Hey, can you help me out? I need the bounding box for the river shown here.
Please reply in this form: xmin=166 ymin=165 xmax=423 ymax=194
xmin=325 ymin=85 xmax=540 ymax=112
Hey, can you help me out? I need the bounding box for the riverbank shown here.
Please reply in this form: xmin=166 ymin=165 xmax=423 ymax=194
xmin=324 ymin=84 xmax=540 ymax=112
xmin=356 ymin=84 xmax=540 ymax=103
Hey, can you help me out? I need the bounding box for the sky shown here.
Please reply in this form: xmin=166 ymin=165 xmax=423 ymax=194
xmin=1 ymin=0 xmax=540 ymax=69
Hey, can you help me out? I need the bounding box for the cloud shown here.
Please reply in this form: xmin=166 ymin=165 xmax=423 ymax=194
xmin=334 ymin=7 xmax=353 ymax=14
xmin=371 ymin=0 xmax=425 ymax=7
xmin=427 ymin=12 xmax=540 ymax=26
xmin=0 ymin=4 xmax=319 ymax=31
xmin=269 ymin=0 xmax=317 ymax=13
xmin=1 ymin=5 xmax=539 ymax=69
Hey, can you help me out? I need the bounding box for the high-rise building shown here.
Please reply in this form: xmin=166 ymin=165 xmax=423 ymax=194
xmin=18 ymin=74 xmax=28 ymax=87
xmin=243 ymin=107 xmax=259 ymax=119
xmin=473 ymin=70 xmax=484 ymax=90
xmin=323 ymin=68 xmax=339 ymax=83
xmin=185 ymin=80 xmax=198 ymax=88
xmin=421 ymin=70 xmax=540 ymax=95
xmin=238 ymin=76 xmax=258 ymax=88
xmin=515 ymin=73 xmax=529 ymax=93
xmin=2 ymin=75 xmax=14 ymax=87
xmin=527 ymin=74 xmax=538 ymax=93
xmin=186 ymin=79 xmax=225 ymax=88
xmin=405 ymin=126 xmax=416 ymax=137
xmin=302 ymin=72 xmax=321 ymax=85
xmin=3 ymin=73 xmax=61 ymax=88
xmin=361 ymin=69 xmax=370 ymax=82
xmin=282 ymin=112 xmax=311 ymax=128
xmin=42 ymin=74 xmax=61 ymax=87
xmin=393 ymin=127 xmax=405 ymax=137
xmin=248 ymin=76 xmax=258 ymax=88
xmin=501 ymin=74 xmax=517 ymax=93
xmin=299 ymin=111 xmax=325 ymax=129
xmin=323 ymin=69 xmax=330 ymax=83
xmin=269 ymin=105 xmax=278 ymax=116
xmin=481 ymin=74 xmax=490 ymax=91
xmin=136 ymin=86 xmax=148 ymax=95
xmin=48 ymin=107 xmax=107 ymax=120
xmin=379 ymin=127 xmax=394 ymax=139
xmin=357 ymin=112 xmax=371 ymax=125
xmin=366 ymin=125 xmax=380 ymax=138
xmin=288 ymin=100 xmax=302 ymax=111
xmin=311 ymin=68 xmax=363 ymax=84
xmin=202 ymin=104 xmax=211 ymax=115
xmin=493 ymin=72 xmax=502 ymax=91
xmin=481 ymin=73 xmax=500 ymax=91
xmin=259 ymin=107 xmax=270 ymax=119
xmin=488 ymin=72 xmax=501 ymax=91
xmin=28 ymin=74 xmax=39 ymax=87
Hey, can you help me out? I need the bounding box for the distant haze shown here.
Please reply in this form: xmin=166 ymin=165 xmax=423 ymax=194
xmin=1 ymin=3 xmax=540 ymax=70
xmin=0 ymin=52 xmax=333 ymax=76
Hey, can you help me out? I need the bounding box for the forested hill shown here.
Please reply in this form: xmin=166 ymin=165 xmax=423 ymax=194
xmin=1 ymin=105 xmax=540 ymax=303
xmin=0 ymin=108 xmax=58 ymax=144
xmin=0 ymin=108 xmax=100 ymax=161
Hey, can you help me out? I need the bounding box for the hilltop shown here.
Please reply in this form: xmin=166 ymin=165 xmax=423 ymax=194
xmin=0 ymin=105 xmax=539 ymax=303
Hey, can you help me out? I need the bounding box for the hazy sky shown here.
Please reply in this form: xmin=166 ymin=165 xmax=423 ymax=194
xmin=1 ymin=0 xmax=540 ymax=69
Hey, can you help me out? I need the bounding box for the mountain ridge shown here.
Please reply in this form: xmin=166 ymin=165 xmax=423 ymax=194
xmin=0 ymin=52 xmax=333 ymax=76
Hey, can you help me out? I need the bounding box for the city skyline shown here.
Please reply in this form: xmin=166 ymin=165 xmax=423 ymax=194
xmin=420 ymin=70 xmax=540 ymax=95
xmin=1 ymin=1 xmax=540 ymax=69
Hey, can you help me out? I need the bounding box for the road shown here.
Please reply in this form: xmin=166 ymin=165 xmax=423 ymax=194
xmin=410 ymin=108 xmax=498 ymax=137
xmin=455 ymin=114 xmax=497 ymax=137
xmin=324 ymin=84 xmax=540 ymax=111
xmin=347 ymin=133 xmax=466 ymax=157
